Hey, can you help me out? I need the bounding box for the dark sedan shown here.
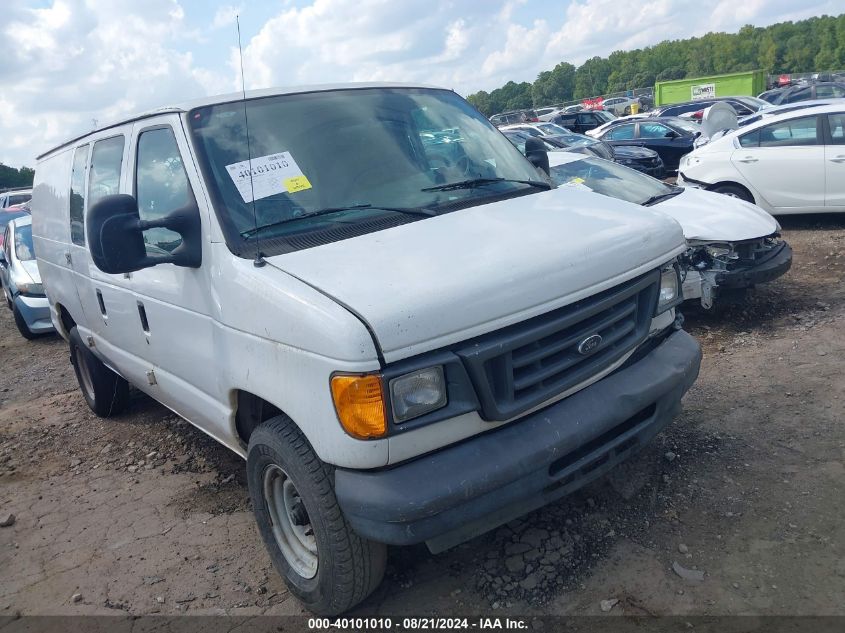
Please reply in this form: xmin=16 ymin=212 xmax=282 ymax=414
xmin=761 ymin=82 xmax=845 ymax=105
xmin=648 ymin=96 xmax=770 ymax=119
xmin=593 ymin=117 xmax=701 ymax=171
xmin=551 ymin=109 xmax=616 ymax=134
xmin=501 ymin=129 xmax=665 ymax=178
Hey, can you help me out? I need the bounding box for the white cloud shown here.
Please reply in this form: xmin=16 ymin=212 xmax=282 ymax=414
xmin=0 ymin=0 xmax=222 ymax=167
xmin=0 ymin=0 xmax=840 ymax=168
xmin=211 ymin=4 xmax=241 ymax=29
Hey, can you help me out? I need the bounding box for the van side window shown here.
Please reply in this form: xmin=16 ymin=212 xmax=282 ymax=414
xmin=88 ymin=136 xmax=125 ymax=210
xmin=135 ymin=127 xmax=196 ymax=253
xmin=69 ymin=144 xmax=89 ymax=246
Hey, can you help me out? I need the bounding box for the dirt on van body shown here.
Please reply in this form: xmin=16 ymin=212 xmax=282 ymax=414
xmin=1 ymin=215 xmax=844 ymax=619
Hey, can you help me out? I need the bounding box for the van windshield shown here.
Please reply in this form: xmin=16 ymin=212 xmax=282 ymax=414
xmin=189 ymin=87 xmax=546 ymax=256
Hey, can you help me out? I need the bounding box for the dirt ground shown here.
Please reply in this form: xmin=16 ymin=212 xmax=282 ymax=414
xmin=1 ymin=215 xmax=844 ymax=619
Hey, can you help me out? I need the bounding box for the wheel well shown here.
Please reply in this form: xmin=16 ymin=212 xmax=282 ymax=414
xmin=56 ymin=303 xmax=76 ymax=338
xmin=708 ymin=181 xmax=755 ymax=204
xmin=235 ymin=391 xmax=283 ymax=446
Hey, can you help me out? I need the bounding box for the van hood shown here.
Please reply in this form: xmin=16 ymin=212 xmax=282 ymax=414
xmin=660 ymin=187 xmax=779 ymax=242
xmin=266 ymin=188 xmax=686 ymax=362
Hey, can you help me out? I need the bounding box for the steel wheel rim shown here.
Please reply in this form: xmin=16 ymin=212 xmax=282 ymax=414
xmin=74 ymin=347 xmax=96 ymax=401
xmin=262 ymin=464 xmax=318 ymax=579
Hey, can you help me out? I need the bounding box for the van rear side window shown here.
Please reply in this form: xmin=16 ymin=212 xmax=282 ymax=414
xmin=88 ymin=136 xmax=125 ymax=211
xmin=70 ymin=145 xmax=89 ymax=246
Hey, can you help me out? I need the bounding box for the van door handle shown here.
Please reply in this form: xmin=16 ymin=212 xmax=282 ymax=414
xmin=830 ymin=156 xmax=845 ymax=163
xmin=737 ymin=156 xmax=759 ymax=163
xmin=96 ymin=289 xmax=107 ymax=317
xmin=65 ymin=252 xmax=72 ymax=265
xmin=137 ymin=302 xmax=150 ymax=334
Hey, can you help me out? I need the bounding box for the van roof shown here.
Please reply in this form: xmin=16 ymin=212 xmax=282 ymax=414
xmin=38 ymin=82 xmax=445 ymax=160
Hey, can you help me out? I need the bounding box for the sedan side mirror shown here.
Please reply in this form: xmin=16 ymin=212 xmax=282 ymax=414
xmin=87 ymin=194 xmax=202 ymax=274
xmin=524 ymin=137 xmax=550 ymax=176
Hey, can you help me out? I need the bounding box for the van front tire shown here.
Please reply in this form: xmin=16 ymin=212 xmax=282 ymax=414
xmin=247 ymin=416 xmax=386 ymax=615
xmin=68 ymin=327 xmax=130 ymax=417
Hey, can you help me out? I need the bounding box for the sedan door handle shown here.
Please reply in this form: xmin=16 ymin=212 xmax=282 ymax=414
xmin=830 ymin=156 xmax=845 ymax=163
xmin=737 ymin=156 xmax=759 ymax=163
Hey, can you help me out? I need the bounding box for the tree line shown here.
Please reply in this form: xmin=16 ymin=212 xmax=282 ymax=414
xmin=466 ymin=14 xmax=845 ymax=116
xmin=0 ymin=164 xmax=34 ymax=190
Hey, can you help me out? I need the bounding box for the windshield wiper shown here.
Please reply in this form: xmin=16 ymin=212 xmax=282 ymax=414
xmin=421 ymin=177 xmax=551 ymax=192
xmin=642 ymin=187 xmax=683 ymax=207
xmin=242 ymin=204 xmax=437 ymax=238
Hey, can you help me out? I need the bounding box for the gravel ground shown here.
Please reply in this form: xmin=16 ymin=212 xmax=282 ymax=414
xmin=1 ymin=214 xmax=844 ymax=618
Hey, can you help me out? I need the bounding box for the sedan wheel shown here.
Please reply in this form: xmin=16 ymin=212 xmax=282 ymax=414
xmin=711 ymin=184 xmax=753 ymax=203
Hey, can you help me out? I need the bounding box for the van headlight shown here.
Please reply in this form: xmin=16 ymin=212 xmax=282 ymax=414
xmin=656 ymin=264 xmax=682 ymax=315
xmin=389 ymin=366 xmax=447 ymax=423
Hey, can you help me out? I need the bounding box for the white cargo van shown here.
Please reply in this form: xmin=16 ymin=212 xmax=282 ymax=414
xmin=32 ymin=83 xmax=701 ymax=615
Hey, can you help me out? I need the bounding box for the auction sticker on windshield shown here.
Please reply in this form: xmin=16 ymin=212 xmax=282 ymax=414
xmin=225 ymin=151 xmax=312 ymax=203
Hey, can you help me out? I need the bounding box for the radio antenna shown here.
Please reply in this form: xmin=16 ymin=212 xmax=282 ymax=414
xmin=237 ymin=15 xmax=264 ymax=267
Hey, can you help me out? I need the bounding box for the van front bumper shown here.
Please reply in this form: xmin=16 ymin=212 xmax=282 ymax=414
xmin=335 ymin=329 xmax=701 ymax=552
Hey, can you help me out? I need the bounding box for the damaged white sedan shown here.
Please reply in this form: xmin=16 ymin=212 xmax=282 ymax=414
xmin=548 ymin=152 xmax=793 ymax=310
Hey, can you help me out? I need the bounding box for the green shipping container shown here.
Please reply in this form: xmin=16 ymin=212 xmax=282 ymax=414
xmin=654 ymin=70 xmax=766 ymax=106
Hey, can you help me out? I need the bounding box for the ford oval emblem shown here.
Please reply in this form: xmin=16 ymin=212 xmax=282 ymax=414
xmin=577 ymin=334 xmax=603 ymax=356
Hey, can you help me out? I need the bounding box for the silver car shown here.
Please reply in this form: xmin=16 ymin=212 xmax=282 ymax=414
xmin=1 ymin=214 xmax=54 ymax=339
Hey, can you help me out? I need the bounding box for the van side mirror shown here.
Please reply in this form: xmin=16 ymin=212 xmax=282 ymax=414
xmin=0 ymin=250 xmax=6 ymax=265
xmin=524 ymin=137 xmax=550 ymax=176
xmin=87 ymin=194 xmax=202 ymax=274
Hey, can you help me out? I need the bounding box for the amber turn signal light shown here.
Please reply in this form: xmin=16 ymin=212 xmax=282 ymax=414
xmin=330 ymin=374 xmax=387 ymax=439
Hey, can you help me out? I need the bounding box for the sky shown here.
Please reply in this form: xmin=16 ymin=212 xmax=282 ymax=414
xmin=0 ymin=0 xmax=841 ymax=167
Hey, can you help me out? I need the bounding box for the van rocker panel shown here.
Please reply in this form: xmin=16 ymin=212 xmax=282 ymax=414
xmin=334 ymin=329 xmax=701 ymax=550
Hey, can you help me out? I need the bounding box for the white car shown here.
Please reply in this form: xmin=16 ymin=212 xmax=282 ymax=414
xmin=0 ymin=214 xmax=53 ymax=338
xmin=585 ymin=113 xmax=652 ymax=138
xmin=548 ymin=152 xmax=792 ymax=309
xmin=601 ymin=96 xmax=641 ymax=116
xmin=32 ymin=83 xmax=700 ymax=615
xmin=500 ymin=122 xmax=572 ymax=137
xmin=678 ymin=102 xmax=845 ymax=213
xmin=0 ymin=188 xmax=32 ymax=209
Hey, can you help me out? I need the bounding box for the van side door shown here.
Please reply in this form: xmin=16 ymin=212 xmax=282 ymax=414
xmin=71 ymin=129 xmax=154 ymax=382
xmin=123 ymin=116 xmax=223 ymax=435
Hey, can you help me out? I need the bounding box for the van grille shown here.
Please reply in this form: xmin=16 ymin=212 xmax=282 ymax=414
xmin=456 ymin=270 xmax=660 ymax=421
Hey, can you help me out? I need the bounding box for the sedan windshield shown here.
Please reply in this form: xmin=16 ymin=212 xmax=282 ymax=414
xmin=665 ymin=118 xmax=700 ymax=135
xmin=536 ymin=123 xmax=570 ymax=135
xmin=550 ymin=156 xmax=674 ymax=205
xmin=189 ymin=88 xmax=544 ymax=255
